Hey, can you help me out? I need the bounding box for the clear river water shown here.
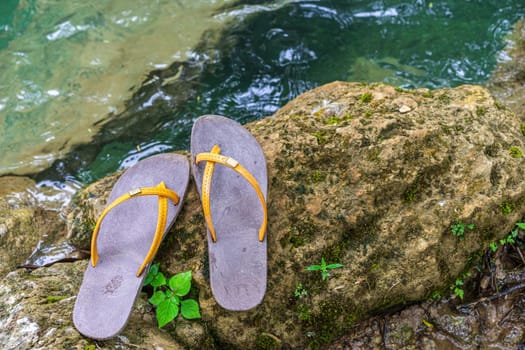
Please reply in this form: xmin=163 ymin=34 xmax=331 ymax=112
xmin=1 ymin=0 xmax=524 ymax=201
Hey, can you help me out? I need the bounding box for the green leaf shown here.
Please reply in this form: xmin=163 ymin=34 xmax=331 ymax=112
xmin=467 ymin=224 xmax=475 ymax=230
xmin=454 ymin=287 xmax=464 ymax=300
xmin=321 ymin=257 xmax=327 ymax=269
xmin=455 ymin=279 xmax=463 ymax=286
xmin=151 ymin=272 xmax=166 ymax=287
xmin=169 ymin=271 xmax=192 ymax=296
xmin=143 ymin=263 xmax=159 ymax=286
xmin=321 ymin=270 xmax=329 ymax=280
xmin=306 ymin=265 xmax=322 ymax=271
xmin=170 ymin=295 xmax=180 ymax=306
xmin=156 ymin=299 xmax=179 ymax=328
xmin=149 ymin=290 xmax=166 ymax=305
xmin=489 ymin=242 xmax=498 ymax=252
xmin=516 ymin=223 xmax=525 ymax=230
xmin=326 ymin=263 xmax=344 ymax=270
xmin=181 ymin=299 xmax=201 ymax=319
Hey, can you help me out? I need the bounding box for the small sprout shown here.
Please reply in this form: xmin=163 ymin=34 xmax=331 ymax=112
xmin=360 ymin=92 xmax=373 ymax=103
xmin=451 ymin=221 xmax=474 ymax=240
xmin=294 ymin=283 xmax=308 ymax=298
xmin=431 ymin=291 xmax=442 ymax=300
xmin=451 ymin=279 xmax=464 ymax=300
xmin=489 ymin=241 xmax=498 ymax=253
xmin=500 ymin=228 xmax=519 ymax=245
xmin=306 ymin=258 xmax=343 ymax=280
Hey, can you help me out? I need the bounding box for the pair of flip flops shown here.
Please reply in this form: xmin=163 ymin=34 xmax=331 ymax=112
xmin=73 ymin=115 xmax=268 ymax=340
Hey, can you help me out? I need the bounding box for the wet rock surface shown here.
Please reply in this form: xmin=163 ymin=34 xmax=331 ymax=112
xmin=488 ymin=17 xmax=525 ymax=119
xmin=1 ymin=81 xmax=525 ymax=349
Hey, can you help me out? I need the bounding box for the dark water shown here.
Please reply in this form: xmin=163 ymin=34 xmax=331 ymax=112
xmin=3 ymin=0 xmax=525 ymax=184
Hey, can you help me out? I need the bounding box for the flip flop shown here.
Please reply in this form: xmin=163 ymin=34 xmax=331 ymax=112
xmin=191 ymin=115 xmax=268 ymax=311
xmin=73 ymin=153 xmax=189 ymax=339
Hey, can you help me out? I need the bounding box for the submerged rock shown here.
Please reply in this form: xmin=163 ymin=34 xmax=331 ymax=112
xmin=488 ymin=17 xmax=525 ymax=119
xmin=1 ymin=81 xmax=525 ymax=349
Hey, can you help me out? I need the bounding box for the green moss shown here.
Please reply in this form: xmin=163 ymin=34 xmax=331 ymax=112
xmin=325 ymin=116 xmax=341 ymax=125
xmin=360 ymin=92 xmax=373 ymax=103
xmin=84 ymin=346 xmax=96 ymax=350
xmin=364 ymin=110 xmax=372 ymax=118
xmin=501 ymin=201 xmax=514 ymax=215
xmin=395 ymin=87 xmax=406 ymax=92
xmin=45 ymin=295 xmax=68 ymax=304
xmin=403 ymin=184 xmax=419 ymax=203
xmin=306 ymin=298 xmax=361 ymax=349
xmin=494 ymin=100 xmax=506 ymax=110
xmin=297 ymin=304 xmax=312 ymax=321
xmin=438 ymin=94 xmax=451 ymax=104
xmin=366 ymin=147 xmax=381 ymax=161
xmin=289 ymin=235 xmax=305 ymax=248
xmin=311 ymin=170 xmax=325 ymax=183
xmin=255 ymin=333 xmax=279 ymax=350
xmin=422 ymin=91 xmax=433 ymax=98
xmin=312 ymin=131 xmax=327 ymax=144
xmin=344 ymin=114 xmax=355 ymax=120
xmin=509 ymin=146 xmax=523 ymax=158
xmin=475 ymin=106 xmax=486 ymax=116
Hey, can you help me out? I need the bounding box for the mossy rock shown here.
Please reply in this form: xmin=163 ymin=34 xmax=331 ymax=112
xmin=2 ymin=82 xmax=525 ymax=349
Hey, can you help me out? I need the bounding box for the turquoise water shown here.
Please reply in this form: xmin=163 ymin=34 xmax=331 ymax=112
xmin=2 ymin=0 xmax=525 ymax=189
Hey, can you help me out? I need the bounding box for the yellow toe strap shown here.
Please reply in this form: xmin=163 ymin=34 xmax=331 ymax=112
xmin=195 ymin=145 xmax=267 ymax=243
xmin=90 ymin=181 xmax=179 ymax=277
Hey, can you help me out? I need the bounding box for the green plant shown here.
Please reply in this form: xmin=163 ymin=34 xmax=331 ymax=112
xmin=430 ymin=291 xmax=442 ymax=300
xmin=360 ymin=92 xmax=373 ymax=103
xmin=500 ymin=228 xmax=519 ymax=245
xmin=294 ymin=283 xmax=308 ymax=298
xmin=451 ymin=279 xmax=464 ymax=300
xmin=521 ymin=124 xmax=525 ymax=137
xmin=509 ymin=146 xmax=523 ymax=158
xmin=489 ymin=223 xmax=525 ymax=252
xmin=451 ymin=221 xmax=474 ymax=240
xmin=306 ymin=258 xmax=343 ymax=280
xmin=143 ymin=263 xmax=201 ymax=328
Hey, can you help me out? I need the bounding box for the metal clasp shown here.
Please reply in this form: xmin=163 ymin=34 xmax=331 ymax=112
xmin=128 ymin=188 xmax=142 ymax=196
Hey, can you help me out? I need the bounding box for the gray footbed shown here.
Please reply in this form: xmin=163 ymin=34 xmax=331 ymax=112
xmin=73 ymin=153 xmax=189 ymax=339
xmin=191 ymin=115 xmax=267 ymax=311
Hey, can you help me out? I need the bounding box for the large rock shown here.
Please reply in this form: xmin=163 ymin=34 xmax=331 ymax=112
xmin=2 ymin=82 xmax=525 ymax=349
